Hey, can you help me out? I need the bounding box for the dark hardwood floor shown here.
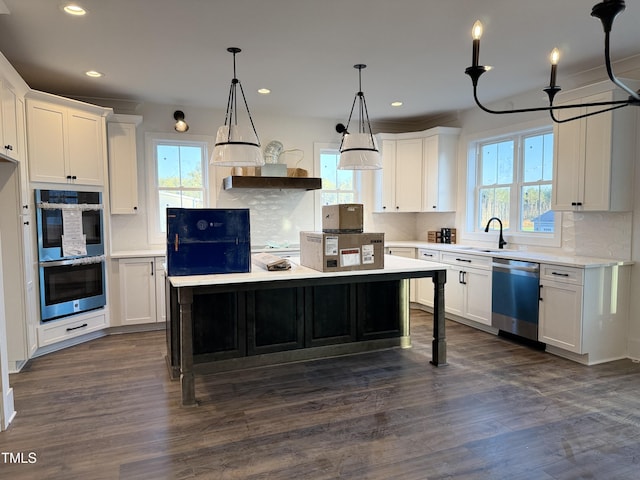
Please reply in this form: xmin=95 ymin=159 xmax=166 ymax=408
xmin=1 ymin=310 xmax=640 ymax=479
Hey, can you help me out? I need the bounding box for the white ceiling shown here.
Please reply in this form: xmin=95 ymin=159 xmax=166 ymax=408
xmin=0 ymin=0 xmax=639 ymax=124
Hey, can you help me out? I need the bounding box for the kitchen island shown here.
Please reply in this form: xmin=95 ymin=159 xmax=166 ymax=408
xmin=166 ymin=255 xmax=448 ymax=406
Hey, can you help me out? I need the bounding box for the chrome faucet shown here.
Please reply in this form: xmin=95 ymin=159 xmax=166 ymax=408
xmin=484 ymin=217 xmax=507 ymax=249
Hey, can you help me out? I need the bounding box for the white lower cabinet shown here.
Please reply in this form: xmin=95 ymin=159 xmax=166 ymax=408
xmin=118 ymin=257 xmax=166 ymax=326
xmin=386 ymin=247 xmax=416 ymax=302
xmin=539 ymin=265 xmax=583 ymax=353
xmin=539 ymin=263 xmax=630 ymax=364
xmin=415 ymin=248 xmax=440 ymax=308
xmin=439 ymin=252 xmax=492 ymax=326
xmin=37 ymin=310 xmax=107 ymax=347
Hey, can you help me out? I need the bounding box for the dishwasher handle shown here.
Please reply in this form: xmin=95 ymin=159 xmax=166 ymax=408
xmin=492 ymin=262 xmax=539 ymax=274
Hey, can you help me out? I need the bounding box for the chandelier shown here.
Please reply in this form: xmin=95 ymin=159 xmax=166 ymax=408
xmin=464 ymin=0 xmax=640 ymax=123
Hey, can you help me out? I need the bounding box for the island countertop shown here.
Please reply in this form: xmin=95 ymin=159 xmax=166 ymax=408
xmin=168 ymin=254 xmax=448 ymax=288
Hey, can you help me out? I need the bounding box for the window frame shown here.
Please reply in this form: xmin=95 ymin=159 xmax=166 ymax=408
xmin=146 ymin=132 xmax=212 ymax=245
xmin=464 ymin=123 xmax=561 ymax=248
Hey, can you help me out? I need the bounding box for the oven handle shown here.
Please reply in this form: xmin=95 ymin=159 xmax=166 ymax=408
xmin=40 ymin=255 xmax=105 ymax=267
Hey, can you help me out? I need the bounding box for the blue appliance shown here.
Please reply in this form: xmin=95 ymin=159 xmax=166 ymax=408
xmin=166 ymin=208 xmax=251 ymax=276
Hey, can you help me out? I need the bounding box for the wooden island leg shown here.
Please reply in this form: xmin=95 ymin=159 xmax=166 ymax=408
xmin=431 ymin=270 xmax=447 ymax=366
xmin=178 ymin=288 xmax=197 ymax=406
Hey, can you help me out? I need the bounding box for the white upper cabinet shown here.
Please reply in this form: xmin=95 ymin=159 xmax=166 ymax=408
xmin=374 ymin=127 xmax=460 ymax=213
xmin=26 ymin=92 xmax=111 ymax=186
xmin=107 ymin=114 xmax=142 ymax=214
xmin=552 ymin=84 xmax=636 ymax=212
xmin=376 ymin=137 xmax=423 ymax=212
xmin=0 ymin=77 xmax=21 ymax=161
xmin=422 ymin=128 xmax=459 ymax=212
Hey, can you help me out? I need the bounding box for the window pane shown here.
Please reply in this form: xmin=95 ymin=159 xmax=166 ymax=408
xmin=481 ymin=144 xmax=497 ymax=185
xmin=521 ymin=185 xmax=554 ymax=233
xmin=524 ymin=134 xmax=553 ymax=183
xmin=321 ymin=153 xmax=338 ymax=190
xmin=158 ymin=190 xmax=183 ymax=233
xmin=497 ymin=140 xmax=514 ymax=184
xmin=479 ymin=186 xmax=510 ymax=230
xmin=157 ymin=145 xmax=180 ymax=187
xmin=338 ymin=192 xmax=355 ymax=204
xmin=523 ymin=136 xmax=543 ymax=183
xmin=337 ymin=169 xmax=354 ymax=191
xmin=542 ymin=133 xmax=554 ymax=181
xmin=180 ymin=146 xmax=203 ymax=187
xmin=322 ymin=192 xmax=338 ymax=205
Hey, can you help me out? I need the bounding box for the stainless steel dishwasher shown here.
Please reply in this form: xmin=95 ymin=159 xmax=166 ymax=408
xmin=491 ymin=258 xmax=540 ymax=341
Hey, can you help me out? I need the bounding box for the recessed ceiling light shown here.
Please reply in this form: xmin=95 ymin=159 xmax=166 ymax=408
xmin=85 ymin=70 xmax=103 ymax=78
xmin=391 ymin=101 xmax=403 ymax=107
xmin=257 ymin=88 xmax=271 ymax=95
xmin=63 ymin=4 xmax=87 ymax=16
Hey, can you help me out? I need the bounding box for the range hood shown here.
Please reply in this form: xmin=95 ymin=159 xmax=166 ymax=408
xmin=223 ymin=176 xmax=322 ymax=191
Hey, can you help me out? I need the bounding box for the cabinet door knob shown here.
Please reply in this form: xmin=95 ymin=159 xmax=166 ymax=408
xmin=71 ymin=175 xmax=77 ymax=180
xmin=133 ymin=206 xmax=138 ymax=210
xmin=432 ymin=205 xmax=437 ymax=209
xmin=4 ymin=144 xmax=12 ymax=150
xmin=66 ymin=175 xmax=72 ymax=180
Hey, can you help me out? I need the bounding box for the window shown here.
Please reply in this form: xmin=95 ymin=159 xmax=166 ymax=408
xmin=319 ymin=148 xmax=357 ymax=205
xmin=472 ymin=128 xmax=555 ymax=238
xmin=147 ymin=135 xmax=209 ymax=240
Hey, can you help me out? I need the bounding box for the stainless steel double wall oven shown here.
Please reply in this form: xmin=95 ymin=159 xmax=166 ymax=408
xmin=35 ymin=189 xmax=106 ymax=322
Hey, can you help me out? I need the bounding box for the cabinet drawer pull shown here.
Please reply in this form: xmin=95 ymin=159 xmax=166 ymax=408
xmin=455 ymin=258 xmax=472 ymax=263
xmin=66 ymin=323 xmax=88 ymax=332
xmin=551 ymin=271 xmax=570 ymax=277
xmin=539 ymin=285 xmax=543 ymax=301
xmin=422 ymin=253 xmax=434 ymax=257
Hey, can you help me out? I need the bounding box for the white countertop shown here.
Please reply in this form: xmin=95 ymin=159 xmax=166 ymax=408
xmin=169 ymin=254 xmax=447 ymax=288
xmin=110 ymin=249 xmax=166 ymax=259
xmin=111 ymin=247 xmax=301 ymax=259
xmin=386 ymin=240 xmax=632 ymax=268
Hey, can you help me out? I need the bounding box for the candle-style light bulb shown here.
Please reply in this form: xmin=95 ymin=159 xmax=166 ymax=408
xmin=472 ymin=21 xmax=483 ymax=40
xmin=549 ymin=47 xmax=560 ymax=87
xmin=472 ymin=21 xmax=483 ymax=67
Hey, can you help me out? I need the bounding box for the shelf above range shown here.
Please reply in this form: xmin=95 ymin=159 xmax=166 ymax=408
xmin=223 ymin=175 xmax=322 ymax=191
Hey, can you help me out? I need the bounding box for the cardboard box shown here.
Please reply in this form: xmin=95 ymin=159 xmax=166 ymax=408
xmin=300 ymin=231 xmax=384 ymax=272
xmin=322 ymin=204 xmax=364 ymax=233
xmin=166 ymin=208 xmax=251 ymax=276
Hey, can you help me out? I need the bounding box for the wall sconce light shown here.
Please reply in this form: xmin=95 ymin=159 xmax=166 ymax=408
xmin=210 ymin=47 xmax=264 ymax=167
xmin=173 ymin=110 xmax=189 ymax=132
xmin=336 ymin=64 xmax=382 ymax=170
xmin=464 ymin=0 xmax=640 ymax=123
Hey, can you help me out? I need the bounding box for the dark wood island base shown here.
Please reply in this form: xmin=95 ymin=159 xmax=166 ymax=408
xmin=166 ymin=255 xmax=447 ymax=406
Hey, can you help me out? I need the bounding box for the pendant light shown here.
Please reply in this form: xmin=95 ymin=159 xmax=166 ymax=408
xmin=336 ymin=64 xmax=382 ymax=170
xmin=211 ymin=47 xmax=265 ymax=167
